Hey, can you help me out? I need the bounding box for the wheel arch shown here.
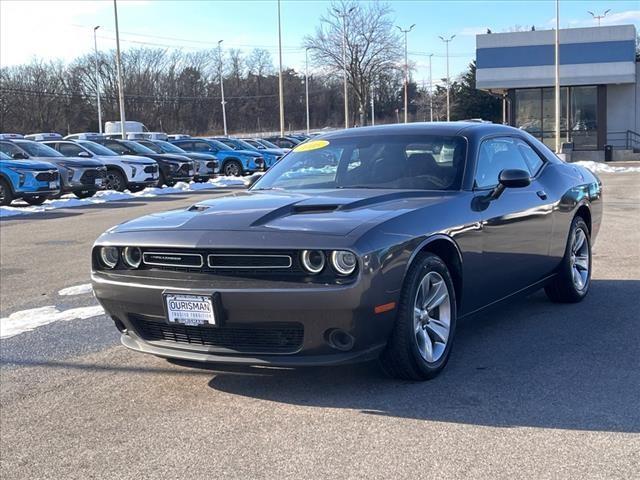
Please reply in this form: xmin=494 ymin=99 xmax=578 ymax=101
xmin=575 ymin=204 xmax=592 ymax=233
xmin=0 ymin=172 xmax=16 ymax=195
xmin=406 ymin=235 xmax=464 ymax=309
xmin=106 ymin=164 xmax=127 ymax=179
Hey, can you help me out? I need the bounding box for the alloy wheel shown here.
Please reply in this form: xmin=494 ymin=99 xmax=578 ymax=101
xmin=105 ymin=172 xmax=122 ymax=191
xmin=413 ymin=271 xmax=451 ymax=363
xmin=224 ymin=162 xmax=240 ymax=176
xmin=570 ymin=228 xmax=589 ymax=291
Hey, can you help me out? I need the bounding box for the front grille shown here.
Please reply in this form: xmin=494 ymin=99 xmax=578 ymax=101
xmin=35 ymin=170 xmax=58 ymax=182
xmin=144 ymin=164 xmax=158 ymax=174
xmin=129 ymin=315 xmax=304 ymax=354
xmin=208 ymin=254 xmax=292 ymax=269
xmin=176 ymin=164 xmax=192 ymax=176
xmin=206 ymin=161 xmax=216 ymax=169
xmin=80 ymin=168 xmax=106 ymax=185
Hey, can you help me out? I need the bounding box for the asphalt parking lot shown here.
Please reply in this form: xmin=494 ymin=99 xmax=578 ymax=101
xmin=1 ymin=172 xmax=639 ymax=479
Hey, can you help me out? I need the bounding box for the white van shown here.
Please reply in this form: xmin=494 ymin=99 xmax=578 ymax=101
xmin=104 ymin=121 xmax=148 ymax=135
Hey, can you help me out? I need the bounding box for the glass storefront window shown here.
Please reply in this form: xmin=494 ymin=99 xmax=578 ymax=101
xmin=541 ymin=87 xmax=569 ymax=149
xmin=515 ymin=89 xmax=541 ymax=137
xmin=570 ymin=86 xmax=598 ymax=150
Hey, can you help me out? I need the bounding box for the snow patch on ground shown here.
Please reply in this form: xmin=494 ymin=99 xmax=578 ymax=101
xmin=0 ymin=305 xmax=105 ymax=339
xmin=58 ymin=284 xmax=93 ymax=296
xmin=0 ymin=176 xmax=246 ymax=218
xmin=574 ymin=161 xmax=640 ymax=174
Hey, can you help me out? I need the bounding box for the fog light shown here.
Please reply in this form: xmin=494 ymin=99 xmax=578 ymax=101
xmin=331 ymin=250 xmax=357 ymax=275
xmin=122 ymin=246 xmax=142 ymax=268
xmin=99 ymin=246 xmax=119 ymax=269
xmin=301 ymin=250 xmax=325 ymax=274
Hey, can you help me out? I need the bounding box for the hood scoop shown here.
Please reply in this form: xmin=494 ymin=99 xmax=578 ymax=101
xmin=188 ymin=204 xmax=211 ymax=212
xmin=292 ymin=204 xmax=340 ymax=214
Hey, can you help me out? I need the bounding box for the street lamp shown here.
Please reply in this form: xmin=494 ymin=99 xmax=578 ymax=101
xmin=588 ymin=9 xmax=610 ymax=26
xmin=305 ymin=47 xmax=310 ymax=135
xmin=397 ymin=24 xmax=415 ymax=123
xmin=113 ymin=0 xmax=126 ymax=139
xmin=334 ymin=6 xmax=355 ymax=129
xmin=217 ymin=40 xmax=228 ymax=136
xmin=428 ymin=53 xmax=434 ymax=122
xmin=439 ymin=34 xmax=455 ymax=122
xmin=277 ymin=0 xmax=285 ymax=136
xmin=93 ymin=26 xmax=102 ymax=134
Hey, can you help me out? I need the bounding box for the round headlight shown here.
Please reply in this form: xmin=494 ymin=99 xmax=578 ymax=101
xmin=301 ymin=250 xmax=325 ymax=274
xmin=99 ymin=246 xmax=119 ymax=269
xmin=122 ymin=246 xmax=142 ymax=268
xmin=331 ymin=250 xmax=357 ymax=276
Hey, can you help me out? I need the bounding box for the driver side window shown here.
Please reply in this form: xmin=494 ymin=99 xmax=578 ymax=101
xmin=59 ymin=143 xmax=84 ymax=156
xmin=475 ymin=137 xmax=530 ymax=189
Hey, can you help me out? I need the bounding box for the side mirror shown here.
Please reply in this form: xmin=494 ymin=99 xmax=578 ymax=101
xmin=12 ymin=152 xmax=28 ymax=160
xmin=77 ymin=151 xmax=91 ymax=158
xmin=487 ymin=169 xmax=531 ymax=201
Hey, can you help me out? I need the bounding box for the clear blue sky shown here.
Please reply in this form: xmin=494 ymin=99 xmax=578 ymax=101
xmin=1 ymin=0 xmax=638 ymax=86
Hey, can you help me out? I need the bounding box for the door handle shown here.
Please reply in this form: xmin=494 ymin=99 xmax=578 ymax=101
xmin=536 ymin=190 xmax=548 ymax=200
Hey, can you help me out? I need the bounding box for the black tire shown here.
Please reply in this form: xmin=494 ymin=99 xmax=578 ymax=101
xmin=24 ymin=196 xmax=47 ymax=206
xmin=0 ymin=178 xmax=13 ymax=206
xmin=194 ymin=177 xmax=208 ymax=183
xmin=380 ymin=252 xmax=457 ymax=381
xmin=127 ymin=185 xmax=145 ymax=193
xmin=73 ymin=190 xmax=96 ymax=199
xmin=157 ymin=171 xmax=168 ymax=187
xmin=545 ymin=216 xmax=591 ymax=303
xmin=223 ymin=160 xmax=243 ymax=177
xmin=105 ymin=169 xmax=126 ymax=192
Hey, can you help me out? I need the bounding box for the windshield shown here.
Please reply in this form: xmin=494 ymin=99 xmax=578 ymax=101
xmin=252 ymin=135 xmax=466 ymax=191
xmin=242 ymin=139 xmax=263 ymax=149
xmin=137 ymin=141 xmax=162 ymax=153
xmin=258 ymin=139 xmax=280 ymax=149
xmin=218 ymin=139 xmax=242 ymax=150
xmin=154 ymin=140 xmax=186 ymax=154
xmin=207 ymin=139 xmax=233 ymax=150
xmin=121 ymin=140 xmax=156 ymax=154
xmin=77 ymin=140 xmax=117 ymax=156
xmin=14 ymin=141 xmax=63 ymax=158
xmin=0 ymin=151 xmax=10 ymax=160
xmin=230 ymin=139 xmax=256 ymax=150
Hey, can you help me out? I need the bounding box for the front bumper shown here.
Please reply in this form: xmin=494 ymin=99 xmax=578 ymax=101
xmin=92 ymin=270 xmax=395 ymax=366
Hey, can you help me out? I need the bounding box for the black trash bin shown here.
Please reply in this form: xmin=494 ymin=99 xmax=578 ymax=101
xmin=604 ymin=145 xmax=613 ymax=162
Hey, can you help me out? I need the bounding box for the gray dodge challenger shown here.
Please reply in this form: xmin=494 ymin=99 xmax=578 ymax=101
xmin=92 ymin=122 xmax=602 ymax=380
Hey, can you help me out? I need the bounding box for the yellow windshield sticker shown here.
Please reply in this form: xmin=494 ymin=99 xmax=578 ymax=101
xmin=293 ymin=140 xmax=329 ymax=152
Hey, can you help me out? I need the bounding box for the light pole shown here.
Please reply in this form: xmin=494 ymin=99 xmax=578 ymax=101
xmin=113 ymin=0 xmax=126 ymax=139
xmin=588 ymin=9 xmax=610 ymax=26
xmin=428 ymin=53 xmax=434 ymax=122
xmin=554 ymin=0 xmax=561 ymax=153
xmin=370 ymin=80 xmax=375 ymax=126
xmin=93 ymin=26 xmax=103 ymax=133
xmin=277 ymin=0 xmax=285 ymax=137
xmin=334 ymin=6 xmax=355 ymax=129
xmin=397 ymin=24 xmax=415 ymax=123
xmin=217 ymin=40 xmax=228 ymax=136
xmin=305 ymin=47 xmax=310 ymax=135
xmin=439 ymin=34 xmax=455 ymax=122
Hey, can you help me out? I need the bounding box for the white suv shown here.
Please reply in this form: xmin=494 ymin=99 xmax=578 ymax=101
xmin=43 ymin=140 xmax=159 ymax=192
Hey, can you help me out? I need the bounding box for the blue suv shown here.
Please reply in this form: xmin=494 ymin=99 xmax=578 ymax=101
xmin=170 ymin=138 xmax=264 ymax=176
xmin=0 ymin=151 xmax=60 ymax=206
xmin=210 ymin=137 xmax=285 ymax=170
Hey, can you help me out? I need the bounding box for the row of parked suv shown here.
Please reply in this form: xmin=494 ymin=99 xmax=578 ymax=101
xmin=0 ymin=131 xmax=309 ymax=207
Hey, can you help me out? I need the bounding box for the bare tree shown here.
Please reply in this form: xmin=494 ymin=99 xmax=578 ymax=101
xmin=304 ymin=0 xmax=403 ymax=126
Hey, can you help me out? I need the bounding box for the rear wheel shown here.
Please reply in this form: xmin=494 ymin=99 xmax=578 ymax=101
xmin=380 ymin=253 xmax=457 ymax=381
xmin=223 ymin=160 xmax=242 ymax=177
xmin=73 ymin=190 xmax=96 ymax=199
xmin=0 ymin=179 xmax=13 ymax=206
xmin=24 ymin=196 xmax=47 ymax=206
xmin=545 ymin=217 xmax=591 ymax=303
xmin=105 ymin=169 xmax=126 ymax=192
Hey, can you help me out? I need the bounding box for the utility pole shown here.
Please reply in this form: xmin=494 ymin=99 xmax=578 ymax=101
xmin=397 ymin=24 xmax=415 ymax=123
xmin=277 ymin=0 xmax=285 ymax=136
xmin=588 ymin=9 xmax=610 ymax=26
xmin=428 ymin=53 xmax=434 ymax=122
xmin=554 ymin=0 xmax=561 ymax=153
xmin=218 ymin=40 xmax=228 ymax=136
xmin=305 ymin=47 xmax=310 ymax=135
xmin=93 ymin=26 xmax=103 ymax=133
xmin=439 ymin=34 xmax=455 ymax=122
xmin=370 ymin=80 xmax=375 ymax=126
xmin=113 ymin=0 xmax=126 ymax=139
xmin=334 ymin=6 xmax=355 ymax=129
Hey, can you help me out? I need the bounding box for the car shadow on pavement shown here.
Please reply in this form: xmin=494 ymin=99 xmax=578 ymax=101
xmin=203 ymin=279 xmax=640 ymax=433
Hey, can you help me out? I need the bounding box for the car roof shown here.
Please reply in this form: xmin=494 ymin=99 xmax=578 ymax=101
xmin=318 ymin=122 xmax=522 ymax=140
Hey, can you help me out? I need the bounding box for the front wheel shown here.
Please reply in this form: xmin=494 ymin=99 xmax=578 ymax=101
xmin=105 ymin=169 xmax=126 ymax=192
xmin=24 ymin=196 xmax=47 ymax=206
xmin=545 ymin=217 xmax=591 ymax=303
xmin=380 ymin=253 xmax=457 ymax=381
xmin=0 ymin=179 xmax=13 ymax=206
xmin=223 ymin=160 xmax=242 ymax=177
xmin=73 ymin=190 xmax=96 ymax=199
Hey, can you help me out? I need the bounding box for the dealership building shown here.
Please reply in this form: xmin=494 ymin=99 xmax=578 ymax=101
xmin=475 ymin=24 xmax=639 ymax=160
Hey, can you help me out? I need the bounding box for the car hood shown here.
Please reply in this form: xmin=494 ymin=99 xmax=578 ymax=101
xmin=179 ymin=152 xmax=217 ymax=161
xmin=222 ymin=149 xmax=261 ymax=158
xmin=138 ymin=153 xmax=191 ymax=163
xmin=260 ymin=148 xmax=286 ymax=156
xmin=110 ymin=189 xmax=455 ymax=237
xmin=1 ymin=159 xmax=59 ymax=170
xmin=119 ymin=154 xmax=157 ymax=164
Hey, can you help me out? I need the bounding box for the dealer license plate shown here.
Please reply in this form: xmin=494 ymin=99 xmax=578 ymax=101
xmin=95 ymin=178 xmax=103 ymax=187
xmin=165 ymin=294 xmax=216 ymax=326
xmin=49 ymin=181 xmax=57 ymax=189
